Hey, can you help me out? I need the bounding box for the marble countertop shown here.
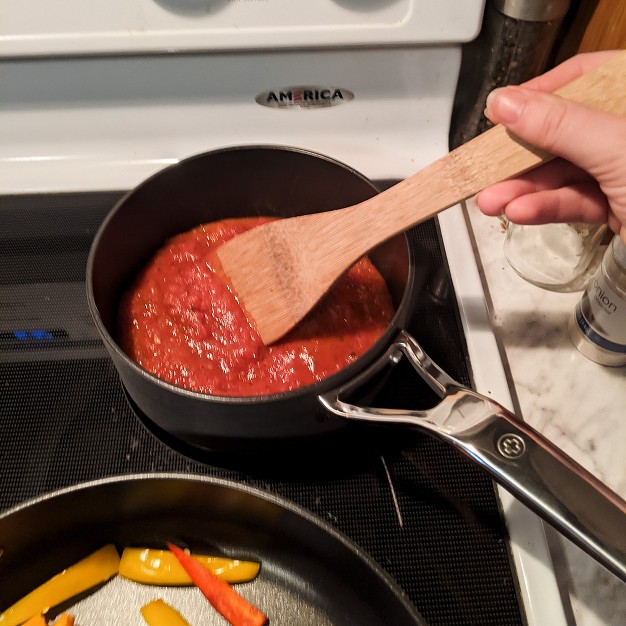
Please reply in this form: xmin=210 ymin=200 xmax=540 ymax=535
xmin=465 ymin=199 xmax=625 ymax=626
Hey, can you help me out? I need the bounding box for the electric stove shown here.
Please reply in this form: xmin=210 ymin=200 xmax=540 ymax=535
xmin=0 ymin=2 xmax=568 ymax=624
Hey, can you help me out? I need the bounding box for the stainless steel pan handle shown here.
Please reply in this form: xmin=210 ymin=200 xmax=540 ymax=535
xmin=319 ymin=330 xmax=626 ymax=581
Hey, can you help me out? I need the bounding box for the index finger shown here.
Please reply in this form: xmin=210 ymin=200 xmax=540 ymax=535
xmin=522 ymin=50 xmax=622 ymax=92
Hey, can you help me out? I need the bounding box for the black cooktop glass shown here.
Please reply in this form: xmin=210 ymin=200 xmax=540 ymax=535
xmin=0 ymin=191 xmax=525 ymax=626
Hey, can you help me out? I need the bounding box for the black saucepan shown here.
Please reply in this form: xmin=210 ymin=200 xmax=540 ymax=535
xmin=0 ymin=473 xmax=426 ymax=625
xmin=87 ymin=145 xmax=416 ymax=449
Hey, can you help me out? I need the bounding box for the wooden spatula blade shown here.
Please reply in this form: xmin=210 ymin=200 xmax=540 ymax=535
xmin=217 ymin=213 xmax=345 ymax=344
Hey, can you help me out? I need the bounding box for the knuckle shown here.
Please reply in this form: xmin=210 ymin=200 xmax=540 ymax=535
xmin=532 ymin=99 xmax=569 ymax=154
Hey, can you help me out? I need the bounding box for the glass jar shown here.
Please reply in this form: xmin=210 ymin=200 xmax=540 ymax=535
xmin=568 ymin=235 xmax=626 ymax=366
xmin=504 ymin=221 xmax=609 ymax=292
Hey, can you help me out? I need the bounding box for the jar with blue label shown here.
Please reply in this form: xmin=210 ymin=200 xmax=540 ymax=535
xmin=569 ymin=235 xmax=626 ymax=366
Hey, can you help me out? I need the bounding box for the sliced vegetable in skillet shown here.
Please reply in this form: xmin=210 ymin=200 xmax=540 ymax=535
xmin=1 ymin=544 xmax=265 ymax=626
xmin=21 ymin=616 xmax=46 ymax=626
xmin=140 ymin=599 xmax=190 ymax=626
xmin=0 ymin=545 xmax=119 ymax=626
xmin=167 ymin=542 xmax=267 ymax=626
xmin=119 ymin=548 xmax=260 ymax=585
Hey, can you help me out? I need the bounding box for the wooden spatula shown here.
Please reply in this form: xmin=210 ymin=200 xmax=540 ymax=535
xmin=218 ymin=51 xmax=626 ymax=345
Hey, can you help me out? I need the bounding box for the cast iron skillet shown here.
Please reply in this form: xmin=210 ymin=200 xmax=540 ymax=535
xmin=0 ymin=473 xmax=426 ymax=625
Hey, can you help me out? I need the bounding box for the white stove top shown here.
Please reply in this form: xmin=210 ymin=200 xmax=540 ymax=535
xmin=2 ymin=46 xmax=460 ymax=194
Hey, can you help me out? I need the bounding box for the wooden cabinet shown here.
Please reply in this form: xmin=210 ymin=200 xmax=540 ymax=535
xmin=556 ymin=0 xmax=626 ymax=61
xmin=578 ymin=0 xmax=626 ymax=52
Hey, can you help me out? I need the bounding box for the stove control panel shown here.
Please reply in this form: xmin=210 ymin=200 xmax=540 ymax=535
xmin=0 ymin=284 xmax=104 ymax=362
xmin=0 ymin=0 xmax=485 ymax=57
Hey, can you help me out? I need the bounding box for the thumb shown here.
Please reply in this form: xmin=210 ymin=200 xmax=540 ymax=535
xmin=484 ymin=86 xmax=626 ymax=182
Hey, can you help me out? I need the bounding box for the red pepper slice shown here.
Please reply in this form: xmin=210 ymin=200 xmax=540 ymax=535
xmin=166 ymin=543 xmax=267 ymax=626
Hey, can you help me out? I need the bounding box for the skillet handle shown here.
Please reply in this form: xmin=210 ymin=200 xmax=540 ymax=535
xmin=319 ymin=331 xmax=626 ymax=582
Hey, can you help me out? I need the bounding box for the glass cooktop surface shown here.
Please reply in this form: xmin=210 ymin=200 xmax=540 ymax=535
xmin=0 ymin=190 xmax=525 ymax=626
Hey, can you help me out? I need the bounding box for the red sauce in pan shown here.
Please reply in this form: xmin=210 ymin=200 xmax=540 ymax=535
xmin=118 ymin=217 xmax=394 ymax=397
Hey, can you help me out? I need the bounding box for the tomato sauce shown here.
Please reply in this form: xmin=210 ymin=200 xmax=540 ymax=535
xmin=118 ymin=217 xmax=395 ymax=397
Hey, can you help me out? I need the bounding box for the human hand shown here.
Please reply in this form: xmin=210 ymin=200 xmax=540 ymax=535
xmin=475 ymin=50 xmax=626 ymax=243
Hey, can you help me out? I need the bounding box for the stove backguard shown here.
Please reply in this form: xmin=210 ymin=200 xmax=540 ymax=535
xmin=0 ymin=190 xmax=526 ymax=626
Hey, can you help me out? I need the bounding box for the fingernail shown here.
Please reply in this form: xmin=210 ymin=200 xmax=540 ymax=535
xmin=486 ymin=88 xmax=527 ymax=124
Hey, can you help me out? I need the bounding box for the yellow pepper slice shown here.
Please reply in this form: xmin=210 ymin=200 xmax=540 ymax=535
xmin=119 ymin=548 xmax=260 ymax=585
xmin=52 ymin=613 xmax=75 ymax=626
xmin=0 ymin=545 xmax=119 ymax=626
xmin=141 ymin=599 xmax=190 ymax=626
xmin=21 ymin=616 xmax=46 ymax=626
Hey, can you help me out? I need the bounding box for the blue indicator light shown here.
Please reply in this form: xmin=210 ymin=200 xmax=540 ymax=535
xmin=13 ymin=330 xmax=55 ymax=341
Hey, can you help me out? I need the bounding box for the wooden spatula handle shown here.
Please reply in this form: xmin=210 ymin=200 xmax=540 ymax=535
xmin=443 ymin=48 xmax=626 ymax=197
xmin=344 ymin=49 xmax=626 ymax=251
